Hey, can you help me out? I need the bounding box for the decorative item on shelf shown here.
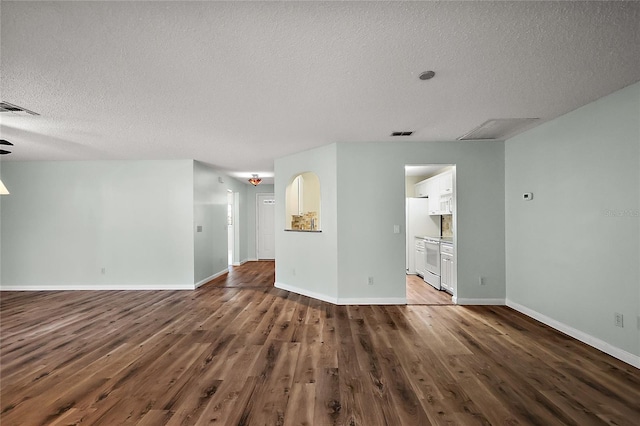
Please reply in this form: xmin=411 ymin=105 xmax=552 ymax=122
xmin=248 ymin=174 xmax=262 ymax=186
xmin=290 ymin=211 xmax=318 ymax=231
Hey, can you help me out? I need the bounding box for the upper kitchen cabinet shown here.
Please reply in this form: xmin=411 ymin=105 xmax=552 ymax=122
xmin=414 ymin=169 xmax=455 ymax=215
xmin=439 ymin=171 xmax=453 ymax=195
xmin=415 ymin=175 xmax=438 ymax=198
xmin=415 ymin=180 xmax=428 ymax=197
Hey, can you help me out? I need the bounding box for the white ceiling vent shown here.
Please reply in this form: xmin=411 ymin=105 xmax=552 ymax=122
xmin=458 ymin=118 xmax=539 ymax=140
xmin=0 ymin=101 xmax=39 ymax=116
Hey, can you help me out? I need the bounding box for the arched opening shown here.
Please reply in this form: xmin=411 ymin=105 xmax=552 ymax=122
xmin=285 ymin=172 xmax=321 ymax=231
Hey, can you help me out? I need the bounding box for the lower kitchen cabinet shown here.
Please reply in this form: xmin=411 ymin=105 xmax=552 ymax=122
xmin=440 ymin=243 xmax=454 ymax=294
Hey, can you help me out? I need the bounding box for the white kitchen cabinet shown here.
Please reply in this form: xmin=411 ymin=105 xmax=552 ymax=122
xmin=415 ymin=239 xmax=426 ymax=277
xmin=439 ymin=171 xmax=453 ymax=195
xmin=415 ymin=180 xmax=428 ymax=197
xmin=440 ymin=243 xmax=454 ymax=294
xmin=415 ymin=177 xmax=437 ymax=198
xmin=416 ymin=170 xmax=454 ymax=214
xmin=429 ymin=171 xmax=454 ymax=215
xmin=429 ymin=194 xmax=440 ymax=215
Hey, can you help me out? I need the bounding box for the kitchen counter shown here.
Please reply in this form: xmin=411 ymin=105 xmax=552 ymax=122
xmin=415 ymin=235 xmax=454 ymax=244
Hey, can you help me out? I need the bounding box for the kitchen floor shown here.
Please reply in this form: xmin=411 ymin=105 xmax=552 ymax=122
xmin=406 ymin=274 xmax=454 ymax=305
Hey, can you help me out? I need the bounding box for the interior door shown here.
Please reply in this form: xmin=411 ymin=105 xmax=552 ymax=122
xmin=257 ymin=193 xmax=276 ymax=260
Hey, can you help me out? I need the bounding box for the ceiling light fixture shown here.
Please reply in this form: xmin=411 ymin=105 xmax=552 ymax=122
xmin=0 ymin=139 xmax=14 ymax=155
xmin=419 ymin=71 xmax=435 ymax=80
xmin=248 ymin=174 xmax=262 ymax=186
xmin=0 ymin=101 xmax=39 ymax=116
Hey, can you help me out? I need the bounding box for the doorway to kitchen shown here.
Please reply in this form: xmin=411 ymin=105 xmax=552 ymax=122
xmin=404 ymin=164 xmax=456 ymax=305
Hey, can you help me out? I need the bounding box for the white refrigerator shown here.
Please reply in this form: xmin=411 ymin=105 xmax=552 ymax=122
xmin=406 ymin=198 xmax=441 ymax=274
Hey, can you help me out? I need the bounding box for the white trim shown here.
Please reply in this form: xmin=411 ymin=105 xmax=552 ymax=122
xmin=275 ymin=281 xmax=338 ymax=304
xmin=275 ymin=282 xmax=407 ymax=305
xmin=195 ymin=268 xmax=229 ymax=288
xmin=337 ymin=297 xmax=407 ymax=305
xmin=455 ymin=298 xmax=505 ymax=305
xmin=0 ymin=283 xmax=195 ymax=291
xmin=506 ymin=299 xmax=640 ymax=369
xmin=232 ymin=259 xmax=250 ymax=267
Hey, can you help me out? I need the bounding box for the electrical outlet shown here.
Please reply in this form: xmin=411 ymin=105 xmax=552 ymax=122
xmin=478 ymin=276 xmax=485 ymax=285
xmin=367 ymin=276 xmax=374 ymax=285
xmin=101 ymin=268 xmax=106 ymax=275
xmin=614 ymin=313 xmax=624 ymax=328
xmin=393 ymin=225 xmax=400 ymax=234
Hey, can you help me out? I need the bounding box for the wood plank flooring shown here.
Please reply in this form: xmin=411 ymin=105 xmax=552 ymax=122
xmin=1 ymin=261 xmax=639 ymax=425
xmin=406 ymin=274 xmax=453 ymax=305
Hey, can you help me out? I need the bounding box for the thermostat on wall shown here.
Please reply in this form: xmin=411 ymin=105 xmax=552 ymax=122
xmin=523 ymin=192 xmax=533 ymax=201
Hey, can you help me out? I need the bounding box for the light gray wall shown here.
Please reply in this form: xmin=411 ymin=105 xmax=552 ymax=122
xmin=0 ymin=160 xmax=195 ymax=288
xmin=505 ymin=82 xmax=640 ymax=357
xmin=274 ymin=144 xmax=338 ymax=300
xmin=336 ymin=141 xmax=505 ymax=302
xmin=245 ymin=184 xmax=275 ymax=261
xmin=275 ymin=140 xmax=505 ymax=303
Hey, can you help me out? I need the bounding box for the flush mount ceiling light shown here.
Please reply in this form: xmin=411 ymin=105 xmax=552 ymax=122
xmin=0 ymin=139 xmax=14 ymax=155
xmin=458 ymin=118 xmax=539 ymax=140
xmin=248 ymin=174 xmax=262 ymax=186
xmin=419 ymin=71 xmax=436 ymax=80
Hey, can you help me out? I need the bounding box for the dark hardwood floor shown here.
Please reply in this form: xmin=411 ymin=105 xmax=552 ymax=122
xmin=1 ymin=261 xmax=639 ymax=425
xmin=406 ymin=274 xmax=453 ymax=305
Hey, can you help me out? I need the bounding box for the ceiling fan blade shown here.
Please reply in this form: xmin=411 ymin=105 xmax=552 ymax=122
xmin=0 ymin=139 xmax=14 ymax=146
xmin=0 ymin=150 xmax=11 ymax=155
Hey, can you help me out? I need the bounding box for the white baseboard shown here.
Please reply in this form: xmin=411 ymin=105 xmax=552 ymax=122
xmin=455 ymin=298 xmax=505 ymax=305
xmin=232 ymin=259 xmax=249 ymax=266
xmin=337 ymin=297 xmax=407 ymax=305
xmin=275 ymin=282 xmax=406 ymax=305
xmin=0 ymin=283 xmax=195 ymax=291
xmin=275 ymin=282 xmax=338 ymax=304
xmin=195 ymin=268 xmax=229 ymax=288
xmin=506 ymin=299 xmax=640 ymax=369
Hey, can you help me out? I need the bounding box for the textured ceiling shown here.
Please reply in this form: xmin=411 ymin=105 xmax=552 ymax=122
xmin=1 ymin=1 xmax=639 ymax=184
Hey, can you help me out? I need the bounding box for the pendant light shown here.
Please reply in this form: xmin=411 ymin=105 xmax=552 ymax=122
xmin=248 ymin=174 xmax=262 ymax=186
